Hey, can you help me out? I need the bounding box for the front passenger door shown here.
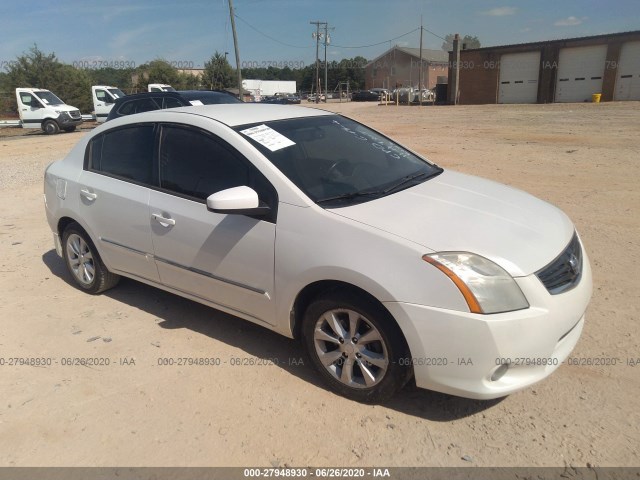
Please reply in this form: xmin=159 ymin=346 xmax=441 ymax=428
xmin=149 ymin=124 xmax=277 ymax=326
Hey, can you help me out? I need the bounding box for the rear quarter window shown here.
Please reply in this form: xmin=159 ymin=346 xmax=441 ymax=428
xmin=87 ymin=125 xmax=155 ymax=185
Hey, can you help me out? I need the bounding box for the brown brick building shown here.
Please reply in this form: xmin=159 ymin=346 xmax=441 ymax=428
xmin=365 ymin=46 xmax=449 ymax=90
xmin=447 ymin=31 xmax=640 ymax=104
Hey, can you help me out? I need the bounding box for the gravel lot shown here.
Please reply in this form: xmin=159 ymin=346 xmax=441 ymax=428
xmin=0 ymin=101 xmax=638 ymax=468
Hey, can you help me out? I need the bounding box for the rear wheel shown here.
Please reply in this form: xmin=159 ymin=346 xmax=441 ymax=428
xmin=42 ymin=119 xmax=60 ymax=135
xmin=62 ymin=223 xmax=120 ymax=294
xmin=302 ymin=291 xmax=411 ymax=403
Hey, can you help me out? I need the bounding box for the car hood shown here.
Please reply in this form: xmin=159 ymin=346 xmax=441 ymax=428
xmin=328 ymin=170 xmax=575 ymax=277
xmin=54 ymin=105 xmax=79 ymax=112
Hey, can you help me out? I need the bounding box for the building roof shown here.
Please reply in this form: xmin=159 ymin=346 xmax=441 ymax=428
xmin=457 ymin=29 xmax=640 ymax=53
xmin=367 ymin=46 xmax=449 ymax=67
xmin=396 ymin=47 xmax=450 ymax=62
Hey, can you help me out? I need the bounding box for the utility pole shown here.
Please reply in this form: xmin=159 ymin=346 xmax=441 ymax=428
xmin=419 ymin=16 xmax=423 ymax=106
xmin=310 ymin=20 xmax=327 ymax=104
xmin=323 ymin=23 xmax=333 ymax=103
xmin=228 ymin=0 xmax=244 ymax=101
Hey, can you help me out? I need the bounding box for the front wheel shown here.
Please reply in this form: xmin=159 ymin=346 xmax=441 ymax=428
xmin=302 ymin=292 xmax=411 ymax=403
xmin=42 ymin=119 xmax=60 ymax=135
xmin=62 ymin=223 xmax=120 ymax=294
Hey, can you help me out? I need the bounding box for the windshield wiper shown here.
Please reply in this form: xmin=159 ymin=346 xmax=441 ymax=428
xmin=317 ymin=169 xmax=442 ymax=205
xmin=316 ymin=190 xmax=383 ymax=204
xmin=381 ymin=170 xmax=435 ymax=194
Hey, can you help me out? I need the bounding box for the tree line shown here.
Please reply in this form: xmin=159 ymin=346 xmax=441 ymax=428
xmin=0 ymin=46 xmax=367 ymax=114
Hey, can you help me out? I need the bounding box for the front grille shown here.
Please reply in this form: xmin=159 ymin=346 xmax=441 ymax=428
xmin=68 ymin=110 xmax=81 ymax=120
xmin=536 ymin=233 xmax=583 ymax=294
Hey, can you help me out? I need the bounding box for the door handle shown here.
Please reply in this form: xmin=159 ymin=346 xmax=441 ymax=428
xmin=80 ymin=189 xmax=97 ymax=201
xmin=152 ymin=213 xmax=176 ymax=227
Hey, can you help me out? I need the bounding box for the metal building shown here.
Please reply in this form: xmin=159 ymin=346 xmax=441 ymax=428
xmin=447 ymin=31 xmax=640 ymax=104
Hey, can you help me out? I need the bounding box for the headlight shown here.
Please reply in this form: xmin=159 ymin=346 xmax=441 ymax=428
xmin=423 ymin=252 xmax=529 ymax=314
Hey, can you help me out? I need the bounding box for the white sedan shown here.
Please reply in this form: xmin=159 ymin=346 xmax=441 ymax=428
xmin=43 ymin=104 xmax=592 ymax=403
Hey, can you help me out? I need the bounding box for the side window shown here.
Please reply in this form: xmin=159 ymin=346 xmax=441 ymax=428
xmin=118 ymin=101 xmax=135 ymax=115
xmin=96 ymin=90 xmax=107 ymax=101
xmin=159 ymin=126 xmax=250 ymax=200
xmin=138 ymin=98 xmax=161 ymax=113
xmin=118 ymin=98 xmax=159 ymax=116
xmin=88 ymin=125 xmax=155 ymax=185
xmin=20 ymin=93 xmax=36 ymax=106
xmin=163 ymin=97 xmax=184 ymax=109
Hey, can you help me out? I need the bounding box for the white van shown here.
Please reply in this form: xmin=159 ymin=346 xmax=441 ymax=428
xmin=15 ymin=88 xmax=83 ymax=134
xmin=91 ymin=85 xmax=126 ymax=123
xmin=148 ymin=84 xmax=176 ymax=92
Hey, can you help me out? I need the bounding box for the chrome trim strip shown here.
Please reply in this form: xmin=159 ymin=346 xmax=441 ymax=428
xmin=101 ymin=237 xmax=268 ymax=296
xmin=101 ymin=237 xmax=149 ymax=256
xmin=154 ymin=256 xmax=267 ymax=296
xmin=110 ymin=269 xmax=267 ymax=325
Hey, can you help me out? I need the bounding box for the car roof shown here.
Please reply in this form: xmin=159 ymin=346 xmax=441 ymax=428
xmin=113 ymin=91 xmax=182 ymax=103
xmin=152 ymin=104 xmax=333 ymax=127
xmin=177 ymin=90 xmax=239 ymax=101
xmin=178 ymin=90 xmax=231 ymax=96
xmin=16 ymin=88 xmax=49 ymax=92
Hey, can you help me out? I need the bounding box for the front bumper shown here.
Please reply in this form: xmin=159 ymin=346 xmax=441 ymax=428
xmin=56 ymin=113 xmax=83 ymax=128
xmin=384 ymin=248 xmax=592 ymax=400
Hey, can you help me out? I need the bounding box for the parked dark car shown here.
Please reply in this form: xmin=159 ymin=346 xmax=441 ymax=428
xmin=352 ymin=88 xmax=390 ymax=102
xmin=106 ymin=90 xmax=241 ymax=121
xmin=262 ymin=93 xmax=301 ymax=105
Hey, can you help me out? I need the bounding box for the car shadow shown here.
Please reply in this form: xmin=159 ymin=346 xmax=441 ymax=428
xmin=42 ymin=249 xmax=503 ymax=421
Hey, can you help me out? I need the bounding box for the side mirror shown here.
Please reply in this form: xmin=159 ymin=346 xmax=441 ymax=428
xmin=206 ymin=186 xmax=270 ymax=216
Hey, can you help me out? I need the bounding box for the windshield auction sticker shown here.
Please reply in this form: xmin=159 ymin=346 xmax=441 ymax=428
xmin=240 ymin=124 xmax=295 ymax=152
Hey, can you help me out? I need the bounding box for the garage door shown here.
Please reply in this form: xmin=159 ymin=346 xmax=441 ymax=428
xmin=555 ymin=45 xmax=607 ymax=102
xmin=615 ymin=41 xmax=640 ymax=101
xmin=498 ymin=51 xmax=541 ymax=104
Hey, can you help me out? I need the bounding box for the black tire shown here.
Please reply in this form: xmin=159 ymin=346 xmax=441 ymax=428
xmin=63 ymin=126 xmax=76 ymax=133
xmin=62 ymin=223 xmax=120 ymax=294
xmin=302 ymin=291 xmax=412 ymax=403
xmin=42 ymin=119 xmax=60 ymax=135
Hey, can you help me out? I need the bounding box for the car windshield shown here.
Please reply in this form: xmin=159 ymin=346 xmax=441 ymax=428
xmin=108 ymin=88 xmax=125 ymax=99
xmin=34 ymin=91 xmax=64 ymax=105
xmin=236 ymin=115 xmax=442 ymax=206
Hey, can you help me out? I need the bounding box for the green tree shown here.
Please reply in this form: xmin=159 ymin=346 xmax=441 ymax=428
xmin=176 ymin=71 xmax=202 ymax=90
xmin=203 ymin=52 xmax=234 ymax=90
xmin=145 ymin=59 xmax=181 ymax=85
xmin=441 ymin=34 xmax=481 ymax=51
xmin=87 ymin=67 xmax=136 ymax=93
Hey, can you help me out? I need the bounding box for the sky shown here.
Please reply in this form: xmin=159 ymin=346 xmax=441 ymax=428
xmin=0 ymin=0 xmax=638 ymax=70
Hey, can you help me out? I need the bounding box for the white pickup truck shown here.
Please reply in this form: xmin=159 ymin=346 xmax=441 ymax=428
xmin=15 ymin=88 xmax=83 ymax=134
xmin=91 ymin=85 xmax=126 ymax=122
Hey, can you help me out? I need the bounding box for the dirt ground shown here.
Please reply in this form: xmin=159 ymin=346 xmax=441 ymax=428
xmin=0 ymin=101 xmax=638 ymax=468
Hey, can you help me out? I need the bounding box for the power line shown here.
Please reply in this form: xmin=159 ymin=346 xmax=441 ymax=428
xmin=422 ymin=27 xmax=448 ymax=42
xmin=233 ymin=15 xmax=447 ymax=51
xmin=330 ymin=28 xmax=419 ymax=48
xmin=234 ymin=13 xmax=313 ymax=49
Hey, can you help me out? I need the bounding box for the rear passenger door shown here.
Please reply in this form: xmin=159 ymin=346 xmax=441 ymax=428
xmin=78 ymin=124 xmax=160 ymax=282
xmin=148 ymin=124 xmax=278 ymax=326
